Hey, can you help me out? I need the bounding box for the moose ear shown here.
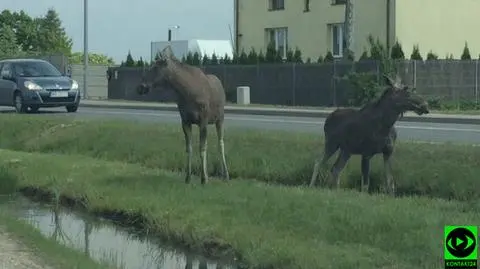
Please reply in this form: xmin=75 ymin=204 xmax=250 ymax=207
xmin=383 ymin=74 xmax=394 ymax=87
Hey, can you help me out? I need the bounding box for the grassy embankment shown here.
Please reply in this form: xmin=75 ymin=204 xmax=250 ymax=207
xmin=0 ymin=114 xmax=478 ymax=269
xmin=0 ymin=115 xmax=478 ymax=200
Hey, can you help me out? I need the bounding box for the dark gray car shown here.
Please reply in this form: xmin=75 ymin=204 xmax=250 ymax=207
xmin=0 ymin=58 xmax=81 ymax=113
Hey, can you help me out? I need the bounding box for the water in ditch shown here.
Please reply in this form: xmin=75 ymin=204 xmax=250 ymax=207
xmin=0 ymin=195 xmax=237 ymax=269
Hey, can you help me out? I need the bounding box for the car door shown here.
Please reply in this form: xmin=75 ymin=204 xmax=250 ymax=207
xmin=0 ymin=63 xmax=16 ymax=106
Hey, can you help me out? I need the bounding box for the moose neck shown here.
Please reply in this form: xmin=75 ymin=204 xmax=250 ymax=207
xmin=365 ymin=99 xmax=404 ymax=133
xmin=163 ymin=60 xmax=193 ymax=102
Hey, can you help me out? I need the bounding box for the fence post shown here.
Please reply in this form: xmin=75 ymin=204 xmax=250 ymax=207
xmin=292 ymin=63 xmax=296 ymax=106
xmin=476 ymin=59 xmax=479 ymax=104
xmin=413 ymin=60 xmax=417 ymax=88
xmin=332 ymin=61 xmax=337 ymax=106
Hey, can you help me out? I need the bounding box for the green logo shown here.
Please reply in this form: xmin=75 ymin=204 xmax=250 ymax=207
xmin=444 ymin=225 xmax=478 ymax=269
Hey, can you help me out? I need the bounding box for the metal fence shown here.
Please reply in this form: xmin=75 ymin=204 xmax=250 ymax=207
xmin=107 ymin=59 xmax=480 ymax=107
xmin=70 ymin=64 xmax=109 ymax=100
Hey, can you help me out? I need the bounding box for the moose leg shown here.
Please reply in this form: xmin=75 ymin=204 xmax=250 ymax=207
xmin=361 ymin=155 xmax=372 ymax=193
xmin=331 ymin=150 xmax=351 ymax=189
xmin=199 ymin=124 xmax=209 ymax=184
xmin=215 ymin=120 xmax=230 ymax=181
xmin=182 ymin=122 xmax=193 ymax=184
xmin=383 ymin=152 xmax=395 ymax=195
xmin=309 ymin=138 xmax=338 ymax=187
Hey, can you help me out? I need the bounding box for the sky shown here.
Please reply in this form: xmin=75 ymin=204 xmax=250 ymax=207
xmin=2 ymin=0 xmax=234 ymax=64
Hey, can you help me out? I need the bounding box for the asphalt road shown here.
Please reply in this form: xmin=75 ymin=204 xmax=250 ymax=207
xmin=1 ymin=106 xmax=479 ymax=144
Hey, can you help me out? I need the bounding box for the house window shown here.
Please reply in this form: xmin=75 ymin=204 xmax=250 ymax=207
xmin=332 ymin=0 xmax=346 ymax=5
xmin=330 ymin=23 xmax=344 ymax=57
xmin=304 ymin=0 xmax=310 ymax=12
xmin=265 ymin=27 xmax=288 ymax=59
xmin=268 ymin=0 xmax=284 ymax=11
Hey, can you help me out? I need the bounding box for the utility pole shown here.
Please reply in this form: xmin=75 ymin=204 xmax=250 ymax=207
xmin=83 ymin=0 xmax=89 ymax=99
xmin=343 ymin=0 xmax=354 ymax=60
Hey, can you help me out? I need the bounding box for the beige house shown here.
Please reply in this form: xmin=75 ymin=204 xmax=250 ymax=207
xmin=233 ymin=0 xmax=480 ymax=61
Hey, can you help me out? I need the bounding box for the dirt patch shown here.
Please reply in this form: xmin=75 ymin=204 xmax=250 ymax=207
xmin=0 ymin=227 xmax=53 ymax=269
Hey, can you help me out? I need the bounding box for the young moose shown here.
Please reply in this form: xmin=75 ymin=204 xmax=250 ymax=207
xmin=309 ymin=74 xmax=429 ymax=195
xmin=138 ymin=46 xmax=230 ymax=185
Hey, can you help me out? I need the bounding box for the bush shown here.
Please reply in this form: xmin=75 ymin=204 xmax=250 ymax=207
xmin=461 ymin=42 xmax=471 ymax=60
xmin=426 ymin=51 xmax=438 ymax=60
xmin=324 ymin=51 xmax=334 ymax=62
xmin=390 ymin=41 xmax=405 ymax=59
xmin=410 ymin=45 xmax=422 ymax=61
xmin=343 ymin=72 xmax=382 ymax=106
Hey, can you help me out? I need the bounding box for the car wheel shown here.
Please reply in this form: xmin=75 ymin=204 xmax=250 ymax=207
xmin=28 ymin=105 xmax=40 ymax=113
xmin=66 ymin=104 xmax=78 ymax=113
xmin=14 ymin=93 xmax=28 ymax=113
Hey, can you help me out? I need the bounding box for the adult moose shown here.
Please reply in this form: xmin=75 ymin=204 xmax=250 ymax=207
xmin=309 ymin=74 xmax=429 ymax=195
xmin=138 ymin=46 xmax=230 ymax=185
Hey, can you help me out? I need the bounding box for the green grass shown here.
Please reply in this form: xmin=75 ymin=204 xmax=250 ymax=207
xmin=0 ymin=204 xmax=114 ymax=269
xmin=0 ymin=148 xmax=478 ymax=269
xmin=0 ymin=115 xmax=479 ymax=200
xmin=0 ymin=115 xmax=478 ymax=201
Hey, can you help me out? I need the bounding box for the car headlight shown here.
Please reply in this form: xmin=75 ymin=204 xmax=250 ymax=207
xmin=71 ymin=80 xmax=79 ymax=90
xmin=24 ymin=81 xmax=42 ymax=91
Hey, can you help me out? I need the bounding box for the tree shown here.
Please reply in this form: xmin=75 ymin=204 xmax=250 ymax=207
xmin=231 ymin=53 xmax=239 ymax=64
xmin=246 ymin=48 xmax=258 ymax=64
xmin=324 ymin=51 xmax=334 ymax=62
xmin=201 ymin=54 xmax=210 ymax=65
xmin=192 ymin=52 xmax=201 ymax=66
xmin=461 ymin=42 xmax=471 ymax=60
xmin=265 ymin=42 xmax=282 ymax=63
xmin=293 ymin=47 xmax=303 ymax=63
xmin=36 ymin=9 xmax=73 ymax=54
xmin=222 ymin=54 xmax=231 ymax=64
xmin=359 ymin=50 xmax=369 ymax=61
xmin=257 ymin=50 xmax=266 ymax=63
xmin=316 ymin=55 xmax=324 ymax=63
xmin=123 ymin=51 xmax=135 ymax=66
xmin=285 ymin=48 xmax=294 ymax=62
xmin=12 ymin=11 xmax=37 ymax=52
xmin=185 ymin=52 xmax=194 ymax=64
xmin=426 ymin=51 xmax=438 ymax=60
xmin=210 ymin=53 xmax=219 ymax=65
xmin=69 ymin=52 xmax=115 ymax=65
xmin=0 ymin=23 xmax=20 ymax=57
xmin=367 ymin=35 xmax=387 ymax=61
xmin=410 ymin=45 xmax=422 ymax=61
xmin=238 ymin=49 xmax=248 ymax=64
xmin=344 ymin=49 xmax=355 ymax=61
xmin=136 ymin=57 xmax=145 ymax=67
xmin=390 ymin=40 xmax=405 ymax=59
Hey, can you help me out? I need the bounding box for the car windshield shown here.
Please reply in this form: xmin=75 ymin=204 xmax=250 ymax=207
xmin=14 ymin=61 xmax=62 ymax=77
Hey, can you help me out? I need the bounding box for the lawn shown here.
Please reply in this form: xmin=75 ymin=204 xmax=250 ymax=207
xmin=0 ymin=114 xmax=478 ymax=201
xmin=0 ymin=149 xmax=478 ymax=269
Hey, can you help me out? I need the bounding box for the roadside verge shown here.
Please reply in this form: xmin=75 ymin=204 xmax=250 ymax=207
xmin=79 ymin=100 xmax=480 ymax=125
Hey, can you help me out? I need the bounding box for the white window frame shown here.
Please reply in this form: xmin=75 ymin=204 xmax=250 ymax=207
xmin=330 ymin=23 xmax=344 ymax=58
xmin=265 ymin=27 xmax=288 ymax=59
xmin=331 ymin=0 xmax=346 ymax=5
xmin=268 ymin=0 xmax=285 ymax=10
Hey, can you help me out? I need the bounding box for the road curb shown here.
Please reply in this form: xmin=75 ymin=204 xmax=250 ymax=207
xmin=79 ymin=103 xmax=480 ymax=125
